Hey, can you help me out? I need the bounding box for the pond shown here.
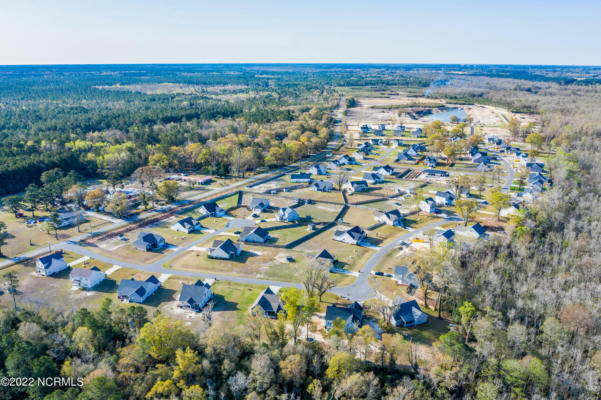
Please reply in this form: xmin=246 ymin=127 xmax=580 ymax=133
xmin=428 ymin=108 xmax=466 ymax=122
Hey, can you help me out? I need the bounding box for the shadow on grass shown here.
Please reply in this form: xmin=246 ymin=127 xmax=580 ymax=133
xmin=145 ymin=287 xmax=177 ymax=307
xmin=211 ymin=294 xmax=239 ymax=312
xmin=93 ymin=279 xmax=117 ymax=294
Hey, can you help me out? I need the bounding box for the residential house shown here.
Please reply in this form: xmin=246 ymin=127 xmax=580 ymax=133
xmin=251 ymin=287 xmax=285 ymax=319
xmin=70 ymin=267 xmax=106 ymax=289
xmin=333 ymin=226 xmax=366 ymax=245
xmin=378 ymin=123 xmax=386 ymax=131
xmin=343 ymin=180 xmax=369 ymax=193
xmin=396 ymin=151 xmax=414 ymax=162
xmin=393 ymin=139 xmax=404 ymax=147
xmin=290 ymin=172 xmax=312 ymax=183
xmin=435 ymin=191 xmax=456 ymax=206
xmin=360 ymin=124 xmax=370 ymax=133
xmin=240 ymin=226 xmax=270 ymax=243
xmin=250 ymin=198 xmax=270 ymax=213
xmin=375 ymin=210 xmax=405 ymax=227
xmin=276 ymin=207 xmax=300 ymax=222
xmin=171 ymin=217 xmax=202 ymax=233
xmin=178 ymin=280 xmax=213 ymax=312
xmin=374 ymin=165 xmax=394 ymax=176
xmin=370 ymin=138 xmax=382 ymax=145
xmin=363 ymin=172 xmax=383 ymax=184
xmin=526 ymin=162 xmax=545 ymax=173
xmin=425 ymin=156 xmax=438 ymax=168
xmin=117 ymin=275 xmax=160 ymax=303
xmin=476 ymin=163 xmax=490 ymax=172
xmin=309 ymin=164 xmax=328 ymax=175
xmin=411 ymin=128 xmax=423 ymax=138
xmin=198 ymin=201 xmax=226 ymax=217
xmin=419 ymin=198 xmax=438 ymax=213
xmin=36 ymin=252 xmax=68 ymax=276
xmin=433 ymin=229 xmax=455 ymax=246
xmin=315 ymin=249 xmax=336 ymax=267
xmin=392 ymin=300 xmax=428 ymax=327
xmin=393 ymin=125 xmax=406 ymax=136
xmin=325 ymin=302 xmax=364 ymax=332
xmin=209 ymin=238 xmax=242 ymax=259
xmin=500 ymin=203 xmax=520 ymax=218
xmin=336 ymin=154 xmax=356 ymax=166
xmin=310 ymin=180 xmax=334 ymax=192
xmin=132 ymin=232 xmax=166 ymax=251
xmin=58 ymin=210 xmax=84 ymax=228
xmin=393 ymin=266 xmax=419 ymax=288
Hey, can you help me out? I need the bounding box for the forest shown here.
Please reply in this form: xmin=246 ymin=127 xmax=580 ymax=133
xmin=1 ymin=64 xmax=601 ymax=399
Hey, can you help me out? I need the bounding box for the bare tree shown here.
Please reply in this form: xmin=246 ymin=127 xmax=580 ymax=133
xmin=334 ymin=168 xmax=350 ymax=191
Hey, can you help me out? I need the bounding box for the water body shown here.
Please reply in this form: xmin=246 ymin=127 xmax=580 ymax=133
xmin=429 ymin=108 xmax=466 ymax=122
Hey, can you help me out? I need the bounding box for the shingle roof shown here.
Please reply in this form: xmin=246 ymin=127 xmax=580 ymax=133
xmin=37 ymin=252 xmax=65 ymax=270
xmin=240 ymin=226 xmax=269 ymax=240
xmin=316 ymin=249 xmax=335 ymax=261
xmin=250 ymin=198 xmax=269 ymax=210
xmin=179 ymin=280 xmax=212 ymax=306
xmin=212 ymin=238 xmax=239 ymax=256
xmin=393 ymin=300 xmax=423 ymax=324
xmin=70 ymin=266 xmax=103 ymax=279
xmin=325 ymin=302 xmax=363 ymax=324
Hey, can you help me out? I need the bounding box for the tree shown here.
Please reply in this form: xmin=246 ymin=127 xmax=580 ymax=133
xmin=67 ymin=184 xmax=86 ymax=208
xmin=303 ymin=263 xmax=335 ymax=301
xmin=105 ymin=192 xmax=132 ymax=218
xmin=301 ymin=296 xmax=319 ymax=340
xmin=334 ymin=168 xmax=350 ymax=192
xmin=46 ymin=212 xmax=61 ymax=239
xmin=450 ymin=175 xmax=470 ymax=198
xmin=326 ymin=352 xmax=357 ymax=382
xmin=0 ymin=221 xmax=7 ymax=257
xmin=137 ymin=315 xmax=197 ymax=362
xmin=132 ymin=165 xmax=165 ymax=187
xmin=279 ymin=354 xmax=307 ymax=390
xmin=84 ymin=189 xmax=106 ymax=210
xmin=474 ymin=173 xmax=487 ymax=197
xmin=442 ymin=144 xmax=458 ymax=166
xmin=156 ymin=180 xmax=180 ymax=203
xmin=4 ymin=196 xmax=23 ymax=217
xmin=458 ymin=301 xmax=476 ymax=343
xmin=280 ymin=287 xmax=303 ymax=344
xmin=2 ymin=271 xmax=19 ymax=309
xmin=79 ymin=376 xmax=123 ymax=400
xmin=487 ymin=188 xmax=511 ymax=220
xmin=507 ymin=118 xmax=521 ymax=139
xmin=365 ymin=298 xmax=395 ymax=326
xmin=24 ymin=184 xmax=41 ymax=217
xmin=454 ymin=198 xmax=479 ymax=226
xmin=526 ymin=132 xmax=545 ymax=158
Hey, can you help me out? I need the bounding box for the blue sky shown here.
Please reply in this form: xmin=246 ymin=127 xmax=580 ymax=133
xmin=1 ymin=0 xmax=600 ymax=65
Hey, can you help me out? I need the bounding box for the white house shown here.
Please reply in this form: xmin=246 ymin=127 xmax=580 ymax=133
xmin=419 ymin=198 xmax=438 ymax=213
xmin=250 ymin=198 xmax=270 ymax=213
xmin=309 ymin=164 xmax=328 ymax=175
xmin=375 ymin=210 xmax=405 ymax=227
xmin=343 ymin=180 xmax=369 ymax=193
xmin=311 ymin=180 xmax=334 ymax=192
xmin=70 ymin=266 xmax=106 ymax=289
xmin=435 ymin=191 xmax=456 ymax=207
xmin=333 ymin=226 xmax=366 ymax=245
xmin=171 ymin=217 xmax=202 ymax=233
xmin=198 ymin=202 xmax=226 ymax=217
xmin=36 ymin=252 xmax=68 ymax=276
xmin=276 ymin=207 xmax=299 ymax=222
xmin=363 ymin=172 xmax=383 ymax=184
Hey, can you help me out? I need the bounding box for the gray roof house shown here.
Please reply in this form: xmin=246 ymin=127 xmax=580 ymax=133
xmin=425 ymin=156 xmax=438 ymax=168
xmin=375 ymin=209 xmax=405 ymax=227
xmin=178 ymin=280 xmax=213 ymax=312
xmin=325 ymin=302 xmax=364 ymax=332
xmin=309 ymin=164 xmax=328 ymax=175
xmin=250 ymin=198 xmax=270 ymax=213
xmin=209 ymin=238 xmax=242 ymax=259
xmin=343 ymin=180 xmax=369 ymax=193
xmin=393 ymin=266 xmax=419 ymax=288
xmin=333 ymin=226 xmax=366 ymax=245
xmin=311 ymin=180 xmax=334 ymax=192
xmin=36 ymin=252 xmax=69 ymax=276
xmin=117 ymin=275 xmax=160 ymax=303
xmin=276 ymin=207 xmax=300 ymax=222
xmin=396 ymin=151 xmax=415 ymax=162
xmin=171 ymin=217 xmax=202 ymax=233
xmin=70 ymin=266 xmax=106 ymax=289
xmin=251 ymin=287 xmax=285 ymax=319
xmin=392 ymin=300 xmax=428 ymax=327
xmin=132 ymin=232 xmax=166 ymax=251
xmin=363 ymin=172 xmax=383 ymax=184
xmin=336 ymin=154 xmax=356 ymax=166
xmin=240 ymin=226 xmax=270 ymax=243
xmin=199 ymin=201 xmax=225 ymax=217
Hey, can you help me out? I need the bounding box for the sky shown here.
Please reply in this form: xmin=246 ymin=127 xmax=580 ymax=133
xmin=1 ymin=0 xmax=600 ymax=65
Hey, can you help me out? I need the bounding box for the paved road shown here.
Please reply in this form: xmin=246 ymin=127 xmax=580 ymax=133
xmin=330 ymin=217 xmax=461 ymax=302
xmin=495 ymin=153 xmax=515 ymax=192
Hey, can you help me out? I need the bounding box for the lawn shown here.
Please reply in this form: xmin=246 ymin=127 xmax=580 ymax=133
xmin=211 ymin=280 xmax=266 ymax=324
xmin=295 ymin=203 xmax=342 ymax=222
xmin=343 ymin=207 xmax=377 ymax=228
xmin=0 ymin=211 xmax=110 ymax=258
xmin=216 ymin=193 xmax=240 ymax=210
xmin=268 ymin=225 xmax=312 ymax=244
xmin=288 ymin=188 xmax=344 ymax=203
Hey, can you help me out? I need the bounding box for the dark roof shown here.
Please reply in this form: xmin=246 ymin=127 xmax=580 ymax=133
xmin=325 ymin=303 xmax=363 ymax=324
xmin=240 ymin=226 xmax=269 ymax=240
xmin=201 ymin=202 xmax=221 ymax=213
xmin=349 ymin=180 xmax=368 ymax=188
xmin=423 ymin=169 xmax=449 ymax=176
xmin=311 ymin=180 xmax=333 ymax=190
xmin=471 ymin=223 xmax=487 ymax=236
xmin=335 ymin=225 xmax=365 ymax=241
xmin=393 ymin=300 xmax=422 ymax=324
xmin=70 ymin=266 xmax=104 ymax=279
xmin=37 ymin=252 xmax=65 ymax=270
xmin=440 ymin=229 xmax=455 ymax=240
xmin=179 ymin=280 xmax=212 ymax=306
xmin=212 ymin=238 xmax=239 ymax=255
xmin=134 ymin=232 xmax=164 ymax=246
xmin=255 ymin=288 xmax=284 ymax=314
xmin=291 ymin=172 xmax=311 ymax=180
xmin=316 ymin=249 xmax=335 ymax=260
xmin=363 ymin=172 xmax=381 ymax=181
xmin=117 ymin=276 xmax=160 ymax=299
